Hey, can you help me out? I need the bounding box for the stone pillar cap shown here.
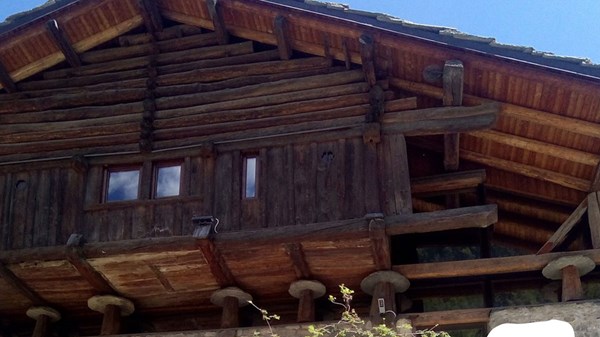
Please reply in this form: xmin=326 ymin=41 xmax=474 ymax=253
xmin=210 ymin=287 xmax=252 ymax=307
xmin=26 ymin=306 xmax=61 ymax=322
xmin=88 ymin=295 xmax=135 ymax=316
xmin=288 ymin=280 xmax=326 ymax=299
xmin=542 ymin=255 xmax=595 ymax=280
xmin=360 ymin=270 xmax=410 ymax=295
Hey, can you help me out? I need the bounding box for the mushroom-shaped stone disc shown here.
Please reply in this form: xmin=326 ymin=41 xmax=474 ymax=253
xmin=26 ymin=307 xmax=61 ymax=322
xmin=288 ymin=280 xmax=326 ymax=299
xmin=210 ymin=287 xmax=252 ymax=307
xmin=360 ymin=271 xmax=410 ymax=295
xmin=88 ymin=295 xmax=135 ymax=316
xmin=542 ymin=255 xmax=596 ymax=280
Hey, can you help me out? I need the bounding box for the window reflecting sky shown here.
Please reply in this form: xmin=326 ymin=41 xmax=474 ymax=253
xmin=156 ymin=165 xmax=181 ymax=198
xmin=107 ymin=170 xmax=140 ymax=201
xmin=245 ymin=158 xmax=257 ymax=198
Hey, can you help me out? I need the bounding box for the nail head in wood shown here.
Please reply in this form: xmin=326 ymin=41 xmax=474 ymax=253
xmin=542 ymin=255 xmax=595 ymax=280
xmin=88 ymin=295 xmax=135 ymax=316
xmin=360 ymin=271 xmax=410 ymax=295
xmin=210 ymin=287 xmax=252 ymax=307
xmin=288 ymin=280 xmax=326 ymax=299
xmin=26 ymin=307 xmax=61 ymax=322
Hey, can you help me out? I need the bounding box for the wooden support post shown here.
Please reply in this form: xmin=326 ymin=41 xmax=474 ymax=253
xmin=210 ymin=287 xmax=252 ymax=329
xmin=369 ymin=218 xmax=391 ymax=270
xmin=342 ymin=38 xmax=351 ymax=70
xmin=88 ymin=295 xmax=135 ymax=336
xmin=46 ymin=20 xmax=81 ymax=68
xmin=289 ymin=280 xmax=326 ymax=323
xmin=0 ymin=60 xmax=17 ymax=93
xmin=26 ymin=307 xmax=61 ymax=337
xmin=137 ymin=0 xmax=163 ymax=33
xmin=274 ymin=16 xmax=292 ymax=60
xmin=537 ymin=199 xmax=588 ymax=254
xmin=207 ymin=0 xmax=229 ymax=45
xmin=588 ymin=192 xmax=600 ymax=249
xmin=65 ymin=234 xmax=116 ymax=294
xmin=364 ymin=124 xmax=381 ymax=214
xmin=284 ymin=243 xmax=311 ymax=279
xmin=442 ymin=60 xmax=463 ymax=170
xmin=361 ymin=271 xmax=409 ymax=326
xmin=542 ymin=255 xmax=594 ymax=302
xmin=359 ymin=34 xmax=377 ymax=86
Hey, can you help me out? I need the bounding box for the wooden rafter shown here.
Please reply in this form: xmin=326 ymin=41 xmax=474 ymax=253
xmin=283 ymin=243 xmax=311 ymax=279
xmin=137 ymin=0 xmax=163 ymax=33
xmin=0 ymin=60 xmax=17 ymax=93
xmin=273 ymin=16 xmax=292 ymax=60
xmin=207 ymin=0 xmax=229 ymax=45
xmin=46 ymin=20 xmax=81 ymax=68
xmin=65 ymin=234 xmax=116 ymax=294
xmin=359 ymin=34 xmax=376 ymax=86
xmin=588 ymin=192 xmax=600 ymax=248
xmin=536 ymin=199 xmax=588 ymax=254
xmin=411 ymin=169 xmax=486 ymax=196
xmin=194 ymin=231 xmax=236 ymax=287
xmin=0 ymin=263 xmax=46 ymax=306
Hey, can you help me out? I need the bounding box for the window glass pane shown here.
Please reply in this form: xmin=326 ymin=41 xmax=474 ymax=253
xmin=245 ymin=157 xmax=257 ymax=198
xmin=107 ymin=169 xmax=140 ymax=202
xmin=156 ymin=165 xmax=181 ymax=198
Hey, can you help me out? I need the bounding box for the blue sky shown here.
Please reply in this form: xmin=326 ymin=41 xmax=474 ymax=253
xmin=1 ymin=0 xmax=599 ymax=63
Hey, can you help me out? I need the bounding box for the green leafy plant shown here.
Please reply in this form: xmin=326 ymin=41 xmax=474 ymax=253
xmin=252 ymin=284 xmax=450 ymax=337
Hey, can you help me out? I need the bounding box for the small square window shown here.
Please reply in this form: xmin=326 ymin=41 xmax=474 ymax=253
xmin=106 ymin=169 xmax=140 ymax=202
xmin=244 ymin=157 xmax=257 ymax=199
xmin=155 ymin=165 xmax=181 ymax=198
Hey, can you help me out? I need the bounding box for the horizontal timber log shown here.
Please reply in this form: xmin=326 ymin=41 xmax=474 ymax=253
xmin=399 ymin=308 xmax=491 ymax=328
xmin=394 ymin=248 xmax=600 ymax=279
xmin=154 ymin=66 xmax=344 ymax=98
xmin=411 ymin=169 xmax=486 ymax=195
xmin=155 ymin=69 xmax=365 ymax=110
xmin=156 ymin=81 xmax=370 ymax=119
xmin=0 ymin=78 xmax=149 ymax=100
xmin=156 ymin=56 xmax=331 ymax=86
xmin=0 ymin=143 xmax=139 ymax=165
xmin=158 ymin=49 xmax=280 ymax=75
xmin=0 ymin=121 xmax=139 ymax=144
xmin=18 ymin=68 xmax=149 ymax=91
xmin=382 ymin=103 xmax=499 ymax=135
xmin=0 ymin=89 xmax=146 ymax=114
xmin=0 ymin=102 xmax=145 ymax=124
xmin=385 ymin=204 xmax=497 ymax=235
xmin=118 ymin=25 xmax=203 ymax=46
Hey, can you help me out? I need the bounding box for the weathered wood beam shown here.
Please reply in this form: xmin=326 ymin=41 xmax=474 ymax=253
xmin=588 ymin=192 xmax=600 ymax=249
xmin=537 ymin=198 xmax=588 ymax=254
xmin=194 ymin=230 xmax=236 ymax=287
xmin=369 ymin=218 xmax=391 ymax=270
xmin=385 ymin=204 xmax=497 ymax=235
xmin=65 ymin=234 xmax=116 ymax=294
xmin=0 ymin=263 xmax=46 ymax=306
xmin=274 ymin=16 xmax=292 ymax=60
xmin=394 ymin=248 xmax=600 ymax=279
xmin=137 ymin=0 xmax=163 ymax=33
xmin=382 ymin=103 xmax=499 ymax=135
xmin=591 ymin=162 xmax=600 ymax=192
xmin=411 ymin=169 xmax=486 ymax=195
xmin=443 ymin=60 xmax=464 ymax=171
xmin=207 ymin=0 xmax=229 ymax=45
xmin=283 ymin=243 xmax=311 ymax=279
xmin=398 ymin=308 xmax=491 ymax=328
xmin=359 ymin=34 xmax=376 ymax=86
xmin=0 ymin=60 xmax=17 ymax=93
xmin=46 ymin=20 xmax=81 ymax=68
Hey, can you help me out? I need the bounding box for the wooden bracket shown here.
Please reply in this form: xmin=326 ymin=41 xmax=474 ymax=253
xmin=195 ymin=236 xmax=236 ymax=287
xmin=284 ymin=243 xmax=311 ymax=279
xmin=588 ymin=192 xmax=600 ymax=249
xmin=537 ymin=198 xmax=588 ymax=254
xmin=0 ymin=59 xmax=17 ymax=93
xmin=369 ymin=218 xmax=391 ymax=270
xmin=274 ymin=16 xmax=292 ymax=60
xmin=0 ymin=263 xmax=46 ymax=306
xmin=65 ymin=234 xmax=116 ymax=294
xmin=362 ymin=123 xmax=381 ymax=144
xmin=591 ymin=161 xmax=600 ymax=192
xmin=367 ymin=84 xmax=385 ymax=123
xmin=207 ymin=0 xmax=229 ymax=45
xmin=442 ymin=60 xmax=464 ymax=171
xmin=46 ymin=20 xmax=81 ymax=68
xmin=137 ymin=0 xmax=163 ymax=33
xmin=359 ymin=34 xmax=376 ymax=86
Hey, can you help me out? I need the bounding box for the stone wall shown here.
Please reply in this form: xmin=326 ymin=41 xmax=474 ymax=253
xmin=489 ymin=301 xmax=600 ymax=337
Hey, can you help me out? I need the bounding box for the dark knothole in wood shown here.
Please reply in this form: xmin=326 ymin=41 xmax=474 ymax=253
xmin=15 ymin=180 xmax=27 ymax=190
xmin=320 ymin=151 xmax=335 ymax=165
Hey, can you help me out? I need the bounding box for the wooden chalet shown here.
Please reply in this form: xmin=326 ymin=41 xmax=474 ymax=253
xmin=0 ymin=0 xmax=599 ymax=336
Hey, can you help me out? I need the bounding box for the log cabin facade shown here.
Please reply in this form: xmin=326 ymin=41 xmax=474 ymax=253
xmin=0 ymin=0 xmax=599 ymax=336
